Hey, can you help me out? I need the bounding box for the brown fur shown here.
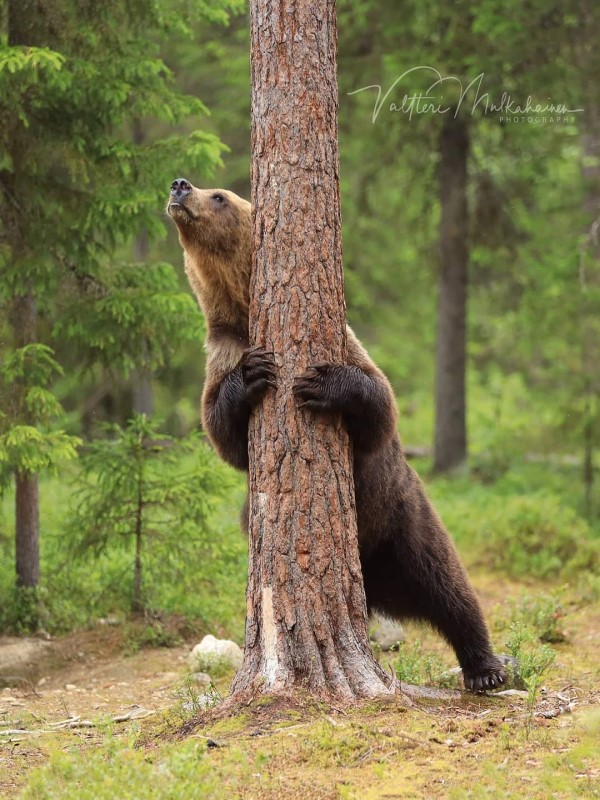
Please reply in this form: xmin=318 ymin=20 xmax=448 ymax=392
xmin=168 ymin=180 xmax=506 ymax=692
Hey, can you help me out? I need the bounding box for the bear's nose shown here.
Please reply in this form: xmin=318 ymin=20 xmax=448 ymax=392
xmin=170 ymin=178 xmax=192 ymax=200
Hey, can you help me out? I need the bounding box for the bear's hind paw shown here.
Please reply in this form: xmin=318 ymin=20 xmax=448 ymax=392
xmin=462 ymin=658 xmax=507 ymax=693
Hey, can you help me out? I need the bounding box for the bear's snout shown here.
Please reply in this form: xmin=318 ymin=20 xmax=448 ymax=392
xmin=170 ymin=178 xmax=192 ymax=203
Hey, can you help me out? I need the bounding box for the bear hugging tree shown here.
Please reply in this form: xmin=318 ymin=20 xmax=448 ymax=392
xmin=167 ymin=0 xmax=506 ymax=703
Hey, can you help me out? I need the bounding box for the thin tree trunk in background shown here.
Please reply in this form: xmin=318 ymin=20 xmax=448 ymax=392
xmin=8 ymin=0 xmax=41 ymax=593
xmin=11 ymin=285 xmax=39 ymax=590
xmin=433 ymin=113 xmax=469 ymax=475
xmin=15 ymin=471 xmax=40 ymax=588
xmin=131 ymin=118 xmax=154 ymax=417
xmin=132 ymin=522 xmax=143 ymax=613
xmin=580 ymin=110 xmax=600 ymax=517
xmin=577 ymin=0 xmax=600 ymax=517
xmin=132 ymin=473 xmax=144 ymax=613
xmin=232 ymin=0 xmax=392 ymax=702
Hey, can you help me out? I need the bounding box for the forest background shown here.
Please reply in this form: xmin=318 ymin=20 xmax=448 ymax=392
xmin=1 ymin=0 xmax=599 ymax=645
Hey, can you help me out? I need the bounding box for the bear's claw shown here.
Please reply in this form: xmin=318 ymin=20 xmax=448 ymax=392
xmin=462 ymin=659 xmax=507 ymax=693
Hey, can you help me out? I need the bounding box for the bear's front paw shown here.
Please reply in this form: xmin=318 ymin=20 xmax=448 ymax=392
xmin=240 ymin=346 xmax=277 ymax=406
xmin=462 ymin=655 xmax=507 ymax=693
xmin=293 ymin=363 xmax=343 ymax=412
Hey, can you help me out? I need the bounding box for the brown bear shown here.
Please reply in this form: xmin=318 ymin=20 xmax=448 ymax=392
xmin=167 ymin=177 xmax=506 ymax=692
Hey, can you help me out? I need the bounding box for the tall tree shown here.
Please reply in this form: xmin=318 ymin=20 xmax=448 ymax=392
xmin=131 ymin=119 xmax=154 ymax=419
xmin=231 ymin=0 xmax=391 ymax=701
xmin=2 ymin=1 xmax=78 ymax=591
xmin=433 ymin=113 xmax=469 ymax=473
xmin=576 ymin=0 xmax=600 ymax=515
xmin=0 ymin=0 xmax=238 ymax=618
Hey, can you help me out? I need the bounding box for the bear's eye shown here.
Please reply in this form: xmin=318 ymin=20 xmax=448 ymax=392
xmin=212 ymin=193 xmax=226 ymax=205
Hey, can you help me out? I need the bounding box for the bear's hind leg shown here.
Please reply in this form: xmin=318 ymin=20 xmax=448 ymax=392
xmin=362 ymin=535 xmax=506 ymax=692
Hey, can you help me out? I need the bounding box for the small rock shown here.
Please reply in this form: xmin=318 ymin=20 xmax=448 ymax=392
xmin=370 ymin=614 xmax=406 ymax=651
xmin=113 ymin=706 xmax=155 ymax=723
xmin=192 ymin=672 xmax=212 ymax=687
xmin=65 ymin=684 xmax=77 ymax=691
xmin=495 ymin=689 xmax=529 ymax=698
xmin=158 ymin=672 xmax=178 ymax=683
xmin=188 ymin=635 xmax=243 ymax=672
xmin=182 ymin=693 xmax=218 ymax=712
xmin=98 ymin=615 xmax=121 ymax=627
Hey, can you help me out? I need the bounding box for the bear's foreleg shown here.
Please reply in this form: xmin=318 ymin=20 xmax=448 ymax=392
xmin=293 ymin=363 xmax=395 ymax=452
xmin=203 ymin=346 xmax=276 ymax=470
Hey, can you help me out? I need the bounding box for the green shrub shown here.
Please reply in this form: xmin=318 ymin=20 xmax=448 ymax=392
xmin=0 ymin=444 xmax=248 ymax=638
xmin=123 ymin=620 xmax=183 ymax=654
xmin=0 ymin=585 xmax=39 ymax=635
xmin=394 ymin=641 xmax=458 ymax=688
xmin=508 ymin=591 xmax=568 ymax=643
xmin=430 ymin=483 xmax=600 ymax=581
xmin=481 ymin=495 xmax=599 ymax=580
xmin=505 ymin=620 xmax=557 ymax=731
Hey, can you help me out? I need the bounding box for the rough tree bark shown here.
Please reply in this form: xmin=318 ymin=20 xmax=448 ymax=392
xmin=231 ymin=0 xmax=392 ymax=702
xmin=433 ymin=112 xmax=469 ymax=475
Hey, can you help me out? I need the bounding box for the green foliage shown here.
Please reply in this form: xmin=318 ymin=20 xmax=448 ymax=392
xmin=430 ymin=473 xmax=600 ymax=581
xmin=505 ymin=622 xmax=557 ymax=687
xmin=0 ymin=426 xmax=80 ymax=485
xmin=508 ymin=591 xmax=568 ymax=644
xmin=0 ymin=344 xmax=80 ymax=487
xmin=55 ymin=262 xmax=204 ymax=376
xmin=505 ymin=621 xmax=557 ymax=731
xmin=0 ymin=467 xmax=248 ymax=636
xmin=478 ymin=495 xmax=599 ymax=580
xmin=0 ymin=585 xmax=39 ymax=635
xmin=20 ymin=736 xmax=260 ymax=800
xmin=394 ymin=641 xmax=458 ymax=689
xmin=67 ymin=414 xmax=229 ymax=612
xmin=0 ymin=0 xmax=243 ymax=592
xmin=173 ymin=676 xmax=222 ymax=715
xmin=123 ymin=620 xmax=182 ymax=654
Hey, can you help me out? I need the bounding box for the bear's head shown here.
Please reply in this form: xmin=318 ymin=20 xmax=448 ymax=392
xmin=167 ymin=178 xmax=252 ymax=331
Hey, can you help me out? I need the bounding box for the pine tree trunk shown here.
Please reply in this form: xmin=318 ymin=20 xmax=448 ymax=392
xmin=231 ymin=0 xmax=392 ymax=702
xmin=433 ymin=113 xmax=469 ymax=475
xmin=132 ymin=475 xmax=144 ymax=614
xmin=131 ymin=119 xmax=154 ymax=418
xmin=580 ymin=106 xmax=600 ymax=517
xmin=11 ymin=290 xmax=41 ymax=591
xmin=8 ymin=0 xmax=41 ymax=595
xmin=15 ymin=471 xmax=40 ymax=588
xmin=576 ymin=1 xmax=600 ymax=516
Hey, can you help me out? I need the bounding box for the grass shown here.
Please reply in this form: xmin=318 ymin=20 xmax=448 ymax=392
xmin=14 ymin=689 xmax=600 ymax=799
